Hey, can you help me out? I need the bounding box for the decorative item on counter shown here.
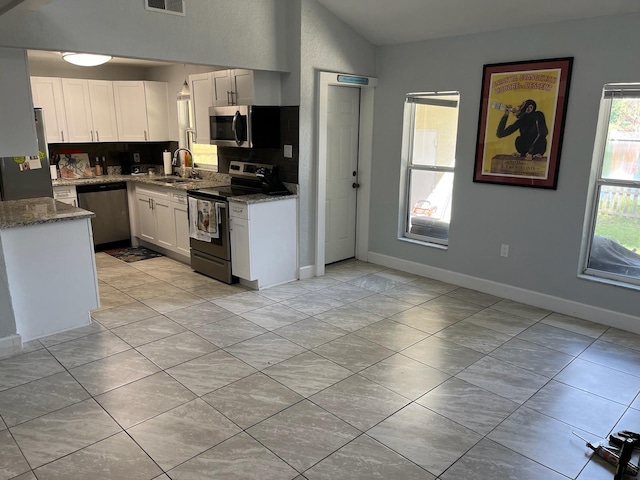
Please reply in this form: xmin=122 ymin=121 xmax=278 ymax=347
xmin=163 ymin=150 xmax=172 ymax=175
xmin=49 ymin=165 xmax=58 ymax=180
xmin=58 ymin=153 xmax=94 ymax=179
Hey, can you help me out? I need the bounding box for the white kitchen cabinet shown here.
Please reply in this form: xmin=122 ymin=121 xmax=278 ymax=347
xmin=171 ymin=192 xmax=190 ymax=257
xmin=30 ymin=76 xmax=68 ymax=144
xmin=188 ymin=72 xmax=214 ymax=144
xmin=87 ymin=80 xmax=119 ymax=142
xmin=53 ymin=185 xmax=78 ymax=207
xmin=61 ymin=78 xmax=93 ymax=143
xmin=229 ymin=198 xmax=296 ymax=289
xmin=113 ymin=81 xmax=170 ymax=141
xmin=135 ymin=186 xmax=174 ymax=249
xmin=212 ymin=69 xmax=281 ymax=106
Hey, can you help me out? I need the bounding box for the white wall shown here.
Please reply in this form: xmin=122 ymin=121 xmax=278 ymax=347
xmin=370 ymin=14 xmax=640 ymax=324
xmin=297 ymin=0 xmax=376 ymax=269
xmin=0 ymin=0 xmax=289 ymax=72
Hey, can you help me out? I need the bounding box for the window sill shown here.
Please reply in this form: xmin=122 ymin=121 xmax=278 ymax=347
xmin=577 ymin=273 xmax=640 ymax=292
xmin=398 ymin=235 xmax=448 ymax=250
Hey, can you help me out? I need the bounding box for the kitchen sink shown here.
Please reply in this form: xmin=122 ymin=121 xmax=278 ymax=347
xmin=150 ymin=177 xmax=199 ymax=184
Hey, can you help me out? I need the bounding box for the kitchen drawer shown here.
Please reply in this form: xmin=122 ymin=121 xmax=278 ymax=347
xmin=53 ymin=186 xmax=77 ymax=199
xmin=190 ymin=250 xmax=233 ymax=284
xmin=172 ymin=192 xmax=188 ymax=205
xmin=229 ymin=201 xmax=248 ymax=220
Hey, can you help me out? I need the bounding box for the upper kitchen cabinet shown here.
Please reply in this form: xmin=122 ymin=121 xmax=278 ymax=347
xmin=87 ymin=80 xmax=119 ymax=142
xmin=189 ymin=72 xmax=214 ymax=145
xmin=30 ymin=76 xmax=68 ymax=144
xmin=212 ymin=69 xmax=281 ymax=107
xmin=113 ymin=81 xmax=170 ymax=142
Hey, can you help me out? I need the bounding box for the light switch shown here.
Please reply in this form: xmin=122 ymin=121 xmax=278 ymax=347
xmin=284 ymin=144 xmax=293 ymax=158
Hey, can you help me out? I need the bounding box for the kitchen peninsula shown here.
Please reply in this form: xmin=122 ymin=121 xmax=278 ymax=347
xmin=0 ymin=197 xmax=98 ymax=353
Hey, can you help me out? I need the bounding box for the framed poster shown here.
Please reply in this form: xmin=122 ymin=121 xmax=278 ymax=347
xmin=473 ymin=57 xmax=573 ymax=189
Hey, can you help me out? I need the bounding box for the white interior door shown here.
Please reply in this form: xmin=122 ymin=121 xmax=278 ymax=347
xmin=325 ymin=85 xmax=360 ymax=264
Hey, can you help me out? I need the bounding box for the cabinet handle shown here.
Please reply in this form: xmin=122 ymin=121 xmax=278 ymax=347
xmin=229 ymin=217 xmax=232 ymax=231
xmin=91 ymin=131 xmax=94 ymax=142
xmin=148 ymin=198 xmax=152 ymax=209
xmin=61 ymin=131 xmax=65 ymax=142
xmin=96 ymin=131 xmax=100 ymax=142
xmin=144 ymin=130 xmax=148 ymax=141
xmin=227 ymin=91 xmax=231 ymax=105
xmin=230 ymin=91 xmax=236 ymax=105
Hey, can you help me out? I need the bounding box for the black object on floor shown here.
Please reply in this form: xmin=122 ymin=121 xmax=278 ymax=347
xmin=104 ymin=246 xmax=164 ymax=263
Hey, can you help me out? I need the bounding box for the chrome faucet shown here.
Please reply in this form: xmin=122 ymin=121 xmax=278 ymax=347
xmin=172 ymin=147 xmax=200 ymax=179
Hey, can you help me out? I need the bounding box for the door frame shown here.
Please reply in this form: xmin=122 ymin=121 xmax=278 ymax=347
xmin=315 ymin=71 xmax=377 ymax=277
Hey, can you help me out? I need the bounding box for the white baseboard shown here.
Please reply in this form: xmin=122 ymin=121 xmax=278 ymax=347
xmin=0 ymin=334 xmax=22 ymax=359
xmin=298 ymin=265 xmax=316 ymax=280
xmin=368 ymin=251 xmax=640 ymax=335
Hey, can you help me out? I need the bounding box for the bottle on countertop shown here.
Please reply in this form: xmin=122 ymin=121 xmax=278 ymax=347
xmin=94 ymin=156 xmax=102 ymax=176
xmin=101 ymin=156 xmax=107 ymax=175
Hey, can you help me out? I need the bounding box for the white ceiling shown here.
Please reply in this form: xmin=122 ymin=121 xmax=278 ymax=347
xmin=316 ymin=0 xmax=640 ymax=46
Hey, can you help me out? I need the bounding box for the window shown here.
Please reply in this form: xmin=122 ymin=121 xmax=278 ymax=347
xmin=401 ymin=92 xmax=459 ymax=246
xmin=191 ymin=142 xmax=218 ymax=169
xmin=583 ymin=84 xmax=640 ymax=287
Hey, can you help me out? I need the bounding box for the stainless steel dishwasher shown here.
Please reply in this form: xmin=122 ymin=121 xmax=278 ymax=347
xmin=76 ymin=182 xmax=131 ymax=247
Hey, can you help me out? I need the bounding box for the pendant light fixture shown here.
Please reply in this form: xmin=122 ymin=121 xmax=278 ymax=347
xmin=61 ymin=52 xmax=112 ymax=67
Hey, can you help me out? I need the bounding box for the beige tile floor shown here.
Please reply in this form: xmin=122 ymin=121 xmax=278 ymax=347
xmin=1 ymin=253 xmax=639 ymax=479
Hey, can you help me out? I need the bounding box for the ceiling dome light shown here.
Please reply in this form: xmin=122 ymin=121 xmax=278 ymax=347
xmin=61 ymin=52 xmax=112 ymax=67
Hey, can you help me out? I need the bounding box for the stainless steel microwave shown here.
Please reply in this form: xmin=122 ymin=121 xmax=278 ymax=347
xmin=209 ymin=105 xmax=280 ymax=148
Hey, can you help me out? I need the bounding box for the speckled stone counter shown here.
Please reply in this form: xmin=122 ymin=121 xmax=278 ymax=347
xmin=227 ymin=192 xmax=299 ymax=204
xmin=52 ymin=174 xmax=230 ymax=192
xmin=0 ymin=197 xmax=94 ymax=229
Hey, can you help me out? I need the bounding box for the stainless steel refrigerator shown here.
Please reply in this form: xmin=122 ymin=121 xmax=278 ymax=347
xmin=0 ymin=108 xmax=53 ymax=201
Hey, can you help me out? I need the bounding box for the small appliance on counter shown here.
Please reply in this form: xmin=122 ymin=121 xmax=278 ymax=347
xmin=0 ymin=108 xmax=53 ymax=201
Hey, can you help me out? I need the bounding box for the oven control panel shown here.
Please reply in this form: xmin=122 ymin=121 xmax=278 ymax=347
xmin=229 ymin=160 xmax=274 ymax=179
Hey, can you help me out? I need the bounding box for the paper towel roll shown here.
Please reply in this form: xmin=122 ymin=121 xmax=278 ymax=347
xmin=163 ymin=151 xmax=172 ymax=175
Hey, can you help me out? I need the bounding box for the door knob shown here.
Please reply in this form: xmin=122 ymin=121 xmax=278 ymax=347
xmin=352 ymin=183 xmax=360 ymax=189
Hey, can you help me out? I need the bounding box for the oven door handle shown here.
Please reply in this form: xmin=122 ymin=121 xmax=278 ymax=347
xmin=232 ymin=110 xmax=242 ymax=146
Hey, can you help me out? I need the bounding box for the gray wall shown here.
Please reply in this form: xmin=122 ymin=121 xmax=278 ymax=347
xmin=370 ymin=14 xmax=640 ymax=320
xmin=298 ymin=0 xmax=376 ymax=268
xmin=0 ymin=0 xmax=289 ymax=72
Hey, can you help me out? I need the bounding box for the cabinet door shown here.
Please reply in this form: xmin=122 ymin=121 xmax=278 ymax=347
xmin=230 ymin=216 xmax=253 ymax=280
xmin=88 ymin=80 xmax=118 ymax=142
xmin=30 ymin=77 xmax=68 ymax=143
xmin=189 ymin=73 xmax=213 ymax=144
xmin=232 ymin=69 xmax=254 ymax=106
xmin=154 ymin=197 xmax=175 ymax=249
xmin=212 ymin=70 xmax=233 ymax=106
xmin=143 ymin=81 xmax=170 ymax=141
xmin=173 ymin=203 xmax=190 ymax=257
xmin=61 ymin=78 xmax=94 ymax=143
xmin=114 ymin=81 xmax=149 ymax=141
xmin=136 ymin=193 xmax=156 ymax=242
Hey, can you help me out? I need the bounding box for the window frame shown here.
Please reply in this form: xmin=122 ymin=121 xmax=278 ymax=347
xmin=400 ymin=91 xmax=459 ymax=247
xmin=581 ymin=83 xmax=640 ymax=288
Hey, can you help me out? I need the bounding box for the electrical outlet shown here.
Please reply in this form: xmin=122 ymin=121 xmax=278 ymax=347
xmin=500 ymin=244 xmax=509 ymax=257
xmin=133 ymin=153 xmax=141 ymax=163
xmin=284 ymin=144 xmax=293 ymax=158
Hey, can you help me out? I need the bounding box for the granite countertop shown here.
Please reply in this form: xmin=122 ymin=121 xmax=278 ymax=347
xmin=0 ymin=197 xmax=94 ymax=229
xmin=228 ymin=192 xmax=298 ymax=204
xmin=54 ymin=174 xmax=299 ymax=203
xmin=52 ymin=174 xmax=226 ymax=191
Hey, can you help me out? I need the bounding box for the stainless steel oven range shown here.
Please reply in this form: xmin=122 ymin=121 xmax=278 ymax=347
xmin=186 ymin=161 xmax=285 ymax=284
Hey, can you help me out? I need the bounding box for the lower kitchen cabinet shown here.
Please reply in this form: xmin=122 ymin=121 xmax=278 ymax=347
xmin=171 ymin=192 xmax=190 ymax=257
xmin=133 ymin=185 xmax=190 ymax=260
xmin=229 ymin=198 xmax=297 ymax=289
xmin=135 ymin=186 xmax=174 ymax=249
